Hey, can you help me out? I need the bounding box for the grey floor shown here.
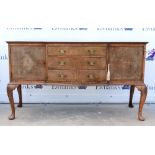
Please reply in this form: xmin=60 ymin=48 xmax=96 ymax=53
xmin=0 ymin=103 xmax=155 ymax=126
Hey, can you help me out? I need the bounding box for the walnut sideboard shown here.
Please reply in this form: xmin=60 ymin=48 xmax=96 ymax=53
xmin=7 ymin=42 xmax=148 ymax=121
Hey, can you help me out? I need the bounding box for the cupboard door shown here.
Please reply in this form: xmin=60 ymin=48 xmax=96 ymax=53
xmin=10 ymin=45 xmax=46 ymax=81
xmin=109 ymin=46 xmax=144 ymax=81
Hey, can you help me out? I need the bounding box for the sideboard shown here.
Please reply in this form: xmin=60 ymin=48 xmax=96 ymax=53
xmin=7 ymin=42 xmax=148 ymax=121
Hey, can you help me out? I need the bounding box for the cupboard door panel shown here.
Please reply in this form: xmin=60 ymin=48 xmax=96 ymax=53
xmin=109 ymin=46 xmax=144 ymax=81
xmin=10 ymin=46 xmax=46 ymax=81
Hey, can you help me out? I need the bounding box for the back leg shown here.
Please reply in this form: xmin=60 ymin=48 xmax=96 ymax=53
xmin=17 ymin=85 xmax=22 ymax=107
xmin=129 ymin=85 xmax=135 ymax=108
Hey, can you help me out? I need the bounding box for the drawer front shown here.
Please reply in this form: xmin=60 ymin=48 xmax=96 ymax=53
xmin=48 ymin=46 xmax=107 ymax=56
xmin=78 ymin=57 xmax=106 ymax=69
xmin=48 ymin=70 xmax=76 ymax=82
xmin=78 ymin=70 xmax=107 ymax=83
xmin=48 ymin=57 xmax=74 ymax=69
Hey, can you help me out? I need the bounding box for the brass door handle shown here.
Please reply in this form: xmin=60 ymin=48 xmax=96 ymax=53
xmin=88 ymin=61 xmax=95 ymax=66
xmin=59 ymin=50 xmax=65 ymax=55
xmin=88 ymin=49 xmax=95 ymax=55
xmin=87 ymin=74 xmax=94 ymax=79
xmin=59 ymin=61 xmax=66 ymax=65
xmin=107 ymin=64 xmax=110 ymax=81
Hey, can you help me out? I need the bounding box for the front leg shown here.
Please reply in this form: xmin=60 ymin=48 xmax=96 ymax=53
xmin=136 ymin=84 xmax=147 ymax=121
xmin=7 ymin=84 xmax=19 ymax=120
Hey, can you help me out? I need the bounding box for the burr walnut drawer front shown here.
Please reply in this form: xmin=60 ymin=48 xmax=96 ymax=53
xmin=48 ymin=56 xmax=106 ymax=70
xmin=78 ymin=57 xmax=106 ymax=69
xmin=48 ymin=57 xmax=74 ymax=69
xmin=48 ymin=70 xmax=76 ymax=82
xmin=78 ymin=70 xmax=107 ymax=83
xmin=47 ymin=46 xmax=106 ymax=56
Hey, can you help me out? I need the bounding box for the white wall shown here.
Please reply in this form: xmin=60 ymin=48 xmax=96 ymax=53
xmin=0 ymin=27 xmax=155 ymax=103
xmin=0 ymin=0 xmax=155 ymax=103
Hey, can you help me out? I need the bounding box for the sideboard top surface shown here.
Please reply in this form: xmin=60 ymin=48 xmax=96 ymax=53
xmin=7 ymin=41 xmax=148 ymax=44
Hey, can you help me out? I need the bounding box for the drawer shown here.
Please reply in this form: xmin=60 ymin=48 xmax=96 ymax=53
xmin=48 ymin=46 xmax=107 ymax=56
xmin=48 ymin=70 xmax=76 ymax=82
xmin=78 ymin=57 xmax=106 ymax=69
xmin=48 ymin=56 xmax=74 ymax=69
xmin=78 ymin=70 xmax=107 ymax=83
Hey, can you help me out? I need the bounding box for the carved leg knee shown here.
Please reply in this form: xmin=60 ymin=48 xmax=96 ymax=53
xmin=7 ymin=84 xmax=19 ymax=120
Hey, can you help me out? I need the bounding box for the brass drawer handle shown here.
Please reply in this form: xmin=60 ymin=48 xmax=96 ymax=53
xmin=59 ymin=61 xmax=66 ymax=66
xmin=59 ymin=50 xmax=65 ymax=54
xmin=87 ymin=74 xmax=94 ymax=79
xmin=88 ymin=49 xmax=95 ymax=55
xmin=58 ymin=74 xmax=66 ymax=78
xmin=88 ymin=61 xmax=95 ymax=66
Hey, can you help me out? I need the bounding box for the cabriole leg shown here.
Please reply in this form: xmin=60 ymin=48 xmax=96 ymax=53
xmin=7 ymin=84 xmax=19 ymax=120
xmin=136 ymin=85 xmax=147 ymax=121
